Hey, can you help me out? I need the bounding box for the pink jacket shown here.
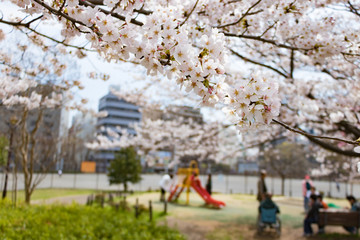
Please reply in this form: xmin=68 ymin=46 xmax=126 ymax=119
xmin=302 ymin=179 xmax=313 ymax=197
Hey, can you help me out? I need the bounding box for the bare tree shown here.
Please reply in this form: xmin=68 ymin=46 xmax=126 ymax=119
xmin=11 ymin=86 xmax=63 ymax=203
xmin=322 ymin=154 xmax=359 ymax=195
xmin=0 ymin=32 xmax=81 ymax=204
xmin=262 ymin=142 xmax=312 ymax=196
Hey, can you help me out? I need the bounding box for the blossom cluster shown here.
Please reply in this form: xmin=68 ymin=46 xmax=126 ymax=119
xmin=2 ymin=0 xmax=360 ymax=134
xmin=223 ymin=73 xmax=280 ymax=130
xmin=87 ymin=116 xmax=223 ymax=164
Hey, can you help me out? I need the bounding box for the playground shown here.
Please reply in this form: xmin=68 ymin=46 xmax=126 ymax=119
xmin=148 ymin=160 xmax=359 ymax=239
xmin=167 ymin=161 xmax=225 ymax=208
xmin=19 ymin=187 xmax=358 ymax=240
xmin=125 ymin=192 xmax=356 ymax=240
xmin=20 ymin=162 xmax=359 ymax=239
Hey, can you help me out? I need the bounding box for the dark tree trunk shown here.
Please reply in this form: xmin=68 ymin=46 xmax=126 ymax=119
xmin=2 ymin=130 xmax=13 ymax=199
xmin=281 ymin=176 xmax=285 ymax=196
xmin=25 ymin=191 xmax=31 ymax=204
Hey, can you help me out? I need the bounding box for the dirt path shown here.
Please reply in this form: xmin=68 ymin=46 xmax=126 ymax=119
xmin=166 ymin=217 xmax=359 ymax=240
xmin=166 ymin=217 xmax=299 ymax=240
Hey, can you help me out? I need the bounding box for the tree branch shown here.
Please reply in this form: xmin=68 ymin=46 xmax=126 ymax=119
xmin=229 ymin=48 xmax=288 ymax=78
xmin=0 ymin=18 xmax=95 ymax=51
xmin=347 ymin=1 xmax=360 ymax=17
xmin=337 ymin=121 xmax=360 ymax=138
xmin=79 ymin=0 xmax=144 ymax=26
xmin=215 ymin=0 xmax=262 ymax=28
xmin=32 ymin=0 xmax=87 ymax=26
xmin=307 ymin=136 xmax=360 ymax=157
xmin=272 ymin=119 xmax=360 ymax=145
xmin=81 ymin=0 xmax=152 ymax=15
xmin=290 ymin=49 xmax=294 ymax=78
xmin=180 ymin=0 xmax=200 ymax=27
xmin=224 ymin=32 xmax=313 ymax=51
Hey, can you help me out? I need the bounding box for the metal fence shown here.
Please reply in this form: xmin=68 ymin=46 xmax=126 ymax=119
xmin=0 ymin=173 xmax=359 ymax=199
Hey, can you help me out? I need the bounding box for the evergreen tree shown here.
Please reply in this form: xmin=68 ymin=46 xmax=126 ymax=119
xmin=107 ymin=147 xmax=142 ymax=192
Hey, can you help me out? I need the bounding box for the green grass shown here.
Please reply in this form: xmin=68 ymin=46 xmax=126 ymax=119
xmin=7 ymin=188 xmax=96 ymax=202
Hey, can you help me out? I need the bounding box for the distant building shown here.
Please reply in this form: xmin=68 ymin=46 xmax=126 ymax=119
xmin=142 ymin=105 xmax=204 ymax=172
xmin=237 ymin=160 xmax=259 ymax=174
xmin=62 ymin=112 xmax=97 ymax=172
xmin=142 ymin=105 xmax=203 ymax=124
xmin=0 ymin=85 xmax=68 ymax=172
xmin=163 ymin=105 xmax=203 ymax=124
xmin=141 ymin=106 xmax=163 ymax=121
xmin=94 ymin=91 xmax=141 ymax=172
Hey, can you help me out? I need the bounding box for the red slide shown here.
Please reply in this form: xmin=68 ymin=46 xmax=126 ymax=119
xmin=190 ymin=178 xmax=226 ymax=208
xmin=168 ymin=185 xmax=185 ymax=202
xmin=168 ymin=185 xmax=179 ymax=202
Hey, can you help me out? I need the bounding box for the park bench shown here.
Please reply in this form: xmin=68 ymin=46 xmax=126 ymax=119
xmin=318 ymin=209 xmax=360 ymax=235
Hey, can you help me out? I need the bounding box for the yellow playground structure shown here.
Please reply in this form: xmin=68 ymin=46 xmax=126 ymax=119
xmin=167 ymin=161 xmax=225 ymax=208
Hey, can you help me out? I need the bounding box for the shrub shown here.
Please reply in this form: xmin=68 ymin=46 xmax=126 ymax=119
xmin=0 ymin=201 xmax=184 ymax=240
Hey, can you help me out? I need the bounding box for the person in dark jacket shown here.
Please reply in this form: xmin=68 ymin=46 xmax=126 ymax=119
xmin=257 ymin=170 xmax=267 ymax=202
xmin=303 ymin=194 xmax=323 ymax=237
xmin=206 ymin=174 xmax=212 ymax=195
xmin=344 ymin=195 xmax=360 ymax=234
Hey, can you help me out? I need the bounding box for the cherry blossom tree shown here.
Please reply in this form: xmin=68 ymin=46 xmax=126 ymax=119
xmin=0 ymin=32 xmax=97 ymax=203
xmin=312 ymin=153 xmax=360 ymax=194
xmin=1 ymin=0 xmax=360 ymax=159
xmin=87 ymin=117 xmax=223 ymax=167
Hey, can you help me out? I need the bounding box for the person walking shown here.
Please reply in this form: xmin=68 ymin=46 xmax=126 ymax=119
xmin=336 ymin=181 xmax=340 ymax=192
xmin=159 ymin=173 xmax=173 ymax=202
xmin=206 ymin=174 xmax=212 ymax=195
xmin=257 ymin=170 xmax=268 ymax=202
xmin=302 ymin=175 xmax=313 ymax=213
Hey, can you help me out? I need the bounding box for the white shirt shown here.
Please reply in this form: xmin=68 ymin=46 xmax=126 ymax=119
xmin=159 ymin=174 xmax=172 ymax=192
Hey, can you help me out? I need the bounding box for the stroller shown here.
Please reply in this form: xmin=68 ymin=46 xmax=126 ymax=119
xmin=257 ymin=206 xmax=281 ymax=236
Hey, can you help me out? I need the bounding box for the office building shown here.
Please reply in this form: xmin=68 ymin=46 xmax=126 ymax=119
xmin=94 ymin=91 xmax=141 ymax=172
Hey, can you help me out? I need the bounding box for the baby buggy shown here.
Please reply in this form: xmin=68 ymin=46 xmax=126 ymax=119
xmin=257 ymin=206 xmax=281 ymax=236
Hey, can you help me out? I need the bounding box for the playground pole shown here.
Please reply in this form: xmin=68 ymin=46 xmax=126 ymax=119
xmin=186 ymin=186 xmax=190 ymax=204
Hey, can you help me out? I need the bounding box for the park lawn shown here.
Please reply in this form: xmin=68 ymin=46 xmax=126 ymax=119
xmin=7 ymin=188 xmax=96 ymax=202
xmin=125 ymin=192 xmax=355 ymax=240
xmin=126 ymin=192 xmax=306 ymax=227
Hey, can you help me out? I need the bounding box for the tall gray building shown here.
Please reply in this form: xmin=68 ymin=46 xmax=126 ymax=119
xmin=0 ymin=84 xmax=69 ymax=173
xmin=95 ymin=91 xmax=141 ymax=172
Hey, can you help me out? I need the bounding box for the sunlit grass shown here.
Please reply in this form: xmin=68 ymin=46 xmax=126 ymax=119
xmin=6 ymin=188 xmax=96 ymax=203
